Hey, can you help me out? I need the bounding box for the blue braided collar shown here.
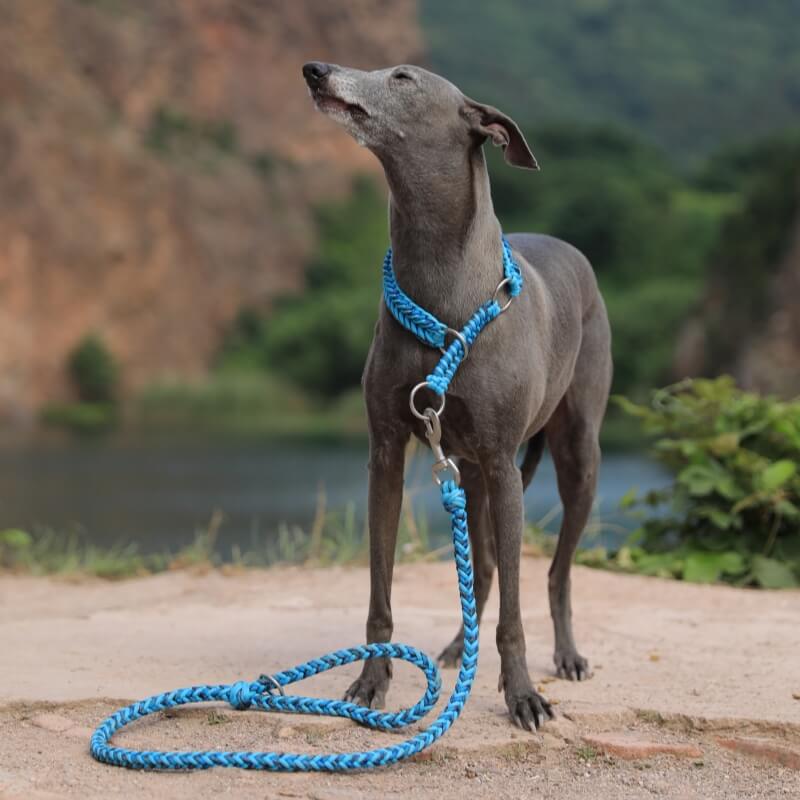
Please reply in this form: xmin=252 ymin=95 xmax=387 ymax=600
xmin=382 ymin=237 xmax=523 ymax=350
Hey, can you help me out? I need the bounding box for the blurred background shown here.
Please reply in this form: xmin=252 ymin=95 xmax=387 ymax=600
xmin=1 ymin=1 xmax=798 ymax=581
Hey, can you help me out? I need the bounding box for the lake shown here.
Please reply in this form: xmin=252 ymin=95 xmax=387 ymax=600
xmin=0 ymin=436 xmax=668 ymax=557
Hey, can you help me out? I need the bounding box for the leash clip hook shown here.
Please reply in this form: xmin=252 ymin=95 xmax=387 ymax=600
xmin=423 ymin=408 xmax=461 ymax=487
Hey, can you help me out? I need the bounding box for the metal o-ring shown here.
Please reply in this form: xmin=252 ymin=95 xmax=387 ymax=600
xmin=492 ymin=278 xmax=514 ymax=313
xmin=439 ymin=327 xmax=470 ymax=360
xmin=409 ymin=381 xmax=446 ymax=421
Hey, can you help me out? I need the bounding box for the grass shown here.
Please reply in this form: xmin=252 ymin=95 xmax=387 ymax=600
xmin=576 ymin=745 xmax=598 ymax=761
xmin=40 ymin=402 xmax=118 ymax=436
xmin=0 ymin=505 xmax=627 ymax=582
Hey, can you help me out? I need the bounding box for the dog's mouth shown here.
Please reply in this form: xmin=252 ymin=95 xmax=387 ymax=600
xmin=311 ymin=89 xmax=368 ymax=120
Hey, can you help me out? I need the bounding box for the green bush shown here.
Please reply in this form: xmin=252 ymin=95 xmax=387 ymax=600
xmin=616 ymin=377 xmax=800 ymax=587
xmin=68 ymin=334 xmax=119 ymax=404
xmin=220 ymin=176 xmax=386 ymax=397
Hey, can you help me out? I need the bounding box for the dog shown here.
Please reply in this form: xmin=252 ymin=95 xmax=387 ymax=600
xmin=302 ymin=61 xmax=612 ymax=731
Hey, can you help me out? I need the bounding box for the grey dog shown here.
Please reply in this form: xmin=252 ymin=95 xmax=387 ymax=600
xmin=302 ymin=61 xmax=612 ymax=731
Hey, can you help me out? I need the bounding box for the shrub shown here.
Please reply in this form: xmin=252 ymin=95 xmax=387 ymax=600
xmin=220 ymin=176 xmax=387 ymax=398
xmin=616 ymin=376 xmax=800 ymax=588
xmin=68 ymin=334 xmax=119 ymax=404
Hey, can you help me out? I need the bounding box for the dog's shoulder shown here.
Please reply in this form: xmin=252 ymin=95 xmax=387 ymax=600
xmin=506 ymin=232 xmax=601 ymax=311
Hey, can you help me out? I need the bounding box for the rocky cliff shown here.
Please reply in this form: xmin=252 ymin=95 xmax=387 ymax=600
xmin=673 ymin=158 xmax=800 ymax=398
xmin=0 ymin=0 xmax=421 ymax=424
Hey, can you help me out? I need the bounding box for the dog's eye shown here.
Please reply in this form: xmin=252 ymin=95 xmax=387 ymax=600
xmin=391 ymin=70 xmax=414 ymax=82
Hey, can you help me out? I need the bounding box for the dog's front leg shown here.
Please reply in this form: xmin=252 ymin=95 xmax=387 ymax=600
xmin=486 ymin=455 xmax=554 ymax=731
xmin=344 ymin=428 xmax=407 ymax=709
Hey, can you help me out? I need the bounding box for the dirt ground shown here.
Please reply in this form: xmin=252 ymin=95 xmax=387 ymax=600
xmin=1 ymin=559 xmax=799 ymax=799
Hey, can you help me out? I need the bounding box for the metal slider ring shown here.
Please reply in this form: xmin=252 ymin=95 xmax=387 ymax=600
xmin=492 ymin=277 xmax=515 ymax=313
xmin=409 ymin=381 xmax=445 ymax=421
xmin=439 ymin=327 xmax=470 ymax=360
xmin=257 ymin=673 xmax=285 ymax=696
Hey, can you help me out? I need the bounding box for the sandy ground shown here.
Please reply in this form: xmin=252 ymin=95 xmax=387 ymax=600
xmin=1 ymin=559 xmax=799 ymax=799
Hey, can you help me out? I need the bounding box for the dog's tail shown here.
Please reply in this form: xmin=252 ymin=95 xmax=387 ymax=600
xmin=520 ymin=430 xmax=546 ymax=491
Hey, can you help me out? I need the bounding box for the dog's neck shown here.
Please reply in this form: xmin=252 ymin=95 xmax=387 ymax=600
xmin=379 ymin=147 xmax=504 ymax=327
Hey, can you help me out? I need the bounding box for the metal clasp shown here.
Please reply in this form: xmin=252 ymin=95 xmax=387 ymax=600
xmin=422 ymin=408 xmax=460 ymax=486
xmin=257 ymin=673 xmax=285 ymax=696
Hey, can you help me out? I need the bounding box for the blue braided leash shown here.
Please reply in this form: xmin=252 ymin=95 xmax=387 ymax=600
xmin=90 ymin=237 xmax=523 ymax=772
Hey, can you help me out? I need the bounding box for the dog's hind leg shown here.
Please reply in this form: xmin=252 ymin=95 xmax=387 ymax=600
xmin=439 ymin=430 xmax=546 ymax=668
xmin=438 ymin=459 xmax=495 ymax=668
xmin=487 ymin=453 xmax=553 ymax=730
xmin=545 ymin=306 xmax=611 ymax=681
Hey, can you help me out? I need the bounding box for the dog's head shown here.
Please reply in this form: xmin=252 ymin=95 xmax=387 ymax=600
xmin=302 ymin=62 xmax=538 ymax=171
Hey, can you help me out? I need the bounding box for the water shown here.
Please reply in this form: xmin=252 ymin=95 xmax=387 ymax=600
xmin=0 ymin=436 xmax=669 ymax=556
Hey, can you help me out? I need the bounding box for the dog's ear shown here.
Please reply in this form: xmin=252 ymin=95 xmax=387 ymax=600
xmin=461 ymin=97 xmax=539 ymax=170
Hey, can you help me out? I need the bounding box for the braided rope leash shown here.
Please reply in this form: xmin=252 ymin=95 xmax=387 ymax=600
xmin=90 ymin=236 xmax=521 ymax=771
xmin=90 ymin=480 xmax=474 ymax=771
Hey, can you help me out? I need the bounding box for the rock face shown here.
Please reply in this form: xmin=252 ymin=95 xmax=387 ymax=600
xmin=0 ymin=0 xmax=422 ymax=424
xmin=674 ymin=192 xmax=800 ymax=398
xmin=732 ymin=220 xmax=800 ymax=396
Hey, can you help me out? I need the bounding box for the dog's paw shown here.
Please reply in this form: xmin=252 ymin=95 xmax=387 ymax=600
xmin=437 ymin=638 xmax=463 ymax=669
xmin=554 ymin=649 xmax=591 ymax=681
xmin=506 ymin=688 xmax=554 ymax=732
xmin=343 ymin=672 xmax=389 ymax=710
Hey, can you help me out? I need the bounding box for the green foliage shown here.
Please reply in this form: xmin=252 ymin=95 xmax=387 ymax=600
xmin=68 ymin=334 xmax=119 ymax=404
xmin=616 ymin=377 xmax=800 ymax=588
xmin=40 ymin=402 xmax=117 ymax=435
xmin=421 ymin=0 xmax=800 ymax=161
xmin=0 ymin=529 xmax=33 ymax=567
xmin=135 ymin=372 xmax=366 ymax=441
xmin=43 ymin=334 xmax=118 ymax=438
xmin=221 ymin=176 xmax=387 ymax=397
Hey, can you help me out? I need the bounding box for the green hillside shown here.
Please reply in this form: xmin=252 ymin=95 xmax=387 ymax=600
xmin=420 ymin=0 xmax=800 ymax=160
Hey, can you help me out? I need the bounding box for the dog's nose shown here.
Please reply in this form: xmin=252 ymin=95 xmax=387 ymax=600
xmin=302 ymin=61 xmax=331 ymax=88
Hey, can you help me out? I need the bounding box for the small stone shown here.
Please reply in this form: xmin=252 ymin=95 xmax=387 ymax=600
xmin=465 ymin=766 xmax=478 ymax=778
xmin=649 ymin=652 xmax=661 ymax=662
xmin=582 ymin=733 xmax=702 ymax=760
xmin=716 ymin=737 xmax=800 ymax=770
